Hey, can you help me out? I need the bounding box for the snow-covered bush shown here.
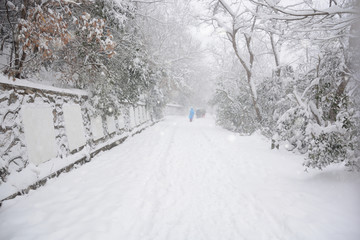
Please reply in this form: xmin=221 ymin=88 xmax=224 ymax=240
xmin=305 ymin=121 xmax=356 ymax=170
xmin=257 ymin=65 xmax=297 ymax=137
xmin=211 ymin=82 xmax=258 ymax=134
xmin=274 ymin=47 xmax=359 ymax=170
xmin=275 ymin=107 xmax=309 ymax=153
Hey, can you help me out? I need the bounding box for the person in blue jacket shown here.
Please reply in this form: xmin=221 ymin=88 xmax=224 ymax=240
xmin=189 ymin=107 xmax=195 ymax=122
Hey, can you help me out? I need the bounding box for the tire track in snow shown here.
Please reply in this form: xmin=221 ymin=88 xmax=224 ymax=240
xmin=123 ymin=123 xmax=178 ymax=240
xmin=194 ymin=125 xmax=301 ymax=239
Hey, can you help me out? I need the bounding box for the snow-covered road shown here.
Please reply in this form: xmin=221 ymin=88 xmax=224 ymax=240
xmin=1 ymin=116 xmax=359 ymax=240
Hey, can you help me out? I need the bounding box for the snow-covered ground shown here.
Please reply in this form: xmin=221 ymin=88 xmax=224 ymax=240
xmin=1 ymin=116 xmax=359 ymax=240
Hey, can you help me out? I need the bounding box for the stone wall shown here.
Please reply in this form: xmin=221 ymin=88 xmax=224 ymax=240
xmin=0 ymin=82 xmax=88 ymax=181
xmin=0 ymin=79 xmax=152 ymax=201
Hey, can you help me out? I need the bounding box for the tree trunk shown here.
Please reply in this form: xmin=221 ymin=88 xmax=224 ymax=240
xmin=227 ymin=15 xmax=262 ymax=122
xmin=270 ymin=33 xmax=280 ymax=77
xmin=328 ymin=75 xmax=348 ymax=122
xmin=14 ymin=0 xmax=29 ymax=78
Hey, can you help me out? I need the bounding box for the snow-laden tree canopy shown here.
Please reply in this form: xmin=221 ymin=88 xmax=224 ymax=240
xmin=0 ymin=0 xmax=211 ymax=114
xmin=199 ymin=0 xmax=360 ymax=170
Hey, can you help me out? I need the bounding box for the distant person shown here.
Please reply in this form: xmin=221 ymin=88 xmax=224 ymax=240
xmin=196 ymin=109 xmax=206 ymax=118
xmin=196 ymin=109 xmax=201 ymax=118
xmin=189 ymin=107 xmax=194 ymax=122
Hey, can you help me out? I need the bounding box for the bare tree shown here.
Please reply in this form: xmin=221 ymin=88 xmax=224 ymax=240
xmin=210 ymin=0 xmax=263 ymax=121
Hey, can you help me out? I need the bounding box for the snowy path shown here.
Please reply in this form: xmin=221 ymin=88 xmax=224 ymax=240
xmin=1 ymin=116 xmax=359 ymax=240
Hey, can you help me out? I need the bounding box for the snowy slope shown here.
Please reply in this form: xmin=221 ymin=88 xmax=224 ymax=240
xmin=0 ymin=116 xmax=359 ymax=240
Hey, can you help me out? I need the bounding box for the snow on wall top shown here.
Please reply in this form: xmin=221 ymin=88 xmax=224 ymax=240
xmin=0 ymin=75 xmax=88 ymax=97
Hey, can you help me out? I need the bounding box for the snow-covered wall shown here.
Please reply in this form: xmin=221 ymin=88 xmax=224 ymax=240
xmin=129 ymin=106 xmax=136 ymax=128
xmin=63 ymin=104 xmax=87 ymax=152
xmin=21 ymin=105 xmax=58 ymax=165
xmin=0 ymin=78 xmax=152 ymax=201
xmin=106 ymin=116 xmax=117 ymax=134
xmin=90 ymin=116 xmax=105 ymax=141
xmin=0 ymin=80 xmax=88 ymax=184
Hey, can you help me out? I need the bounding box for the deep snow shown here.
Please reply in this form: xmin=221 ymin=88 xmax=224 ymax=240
xmin=0 ymin=116 xmax=359 ymax=240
